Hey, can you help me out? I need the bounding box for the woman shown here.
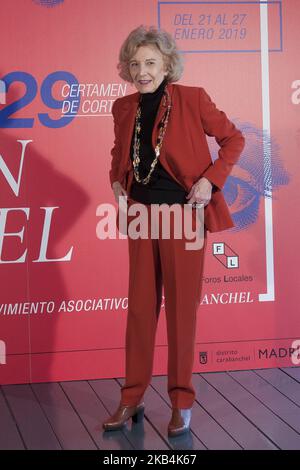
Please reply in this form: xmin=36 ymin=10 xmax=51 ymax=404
xmin=103 ymin=25 xmax=245 ymax=437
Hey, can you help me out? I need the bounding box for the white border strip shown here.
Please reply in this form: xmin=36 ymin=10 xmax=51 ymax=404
xmin=259 ymin=2 xmax=275 ymax=302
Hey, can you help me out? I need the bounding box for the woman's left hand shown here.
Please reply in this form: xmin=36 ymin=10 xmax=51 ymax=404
xmin=186 ymin=177 xmax=213 ymax=207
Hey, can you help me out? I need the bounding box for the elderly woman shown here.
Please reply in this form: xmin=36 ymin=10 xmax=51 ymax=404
xmin=103 ymin=25 xmax=245 ymax=437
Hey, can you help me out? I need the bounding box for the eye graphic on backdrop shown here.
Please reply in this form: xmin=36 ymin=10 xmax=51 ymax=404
xmin=209 ymin=120 xmax=290 ymax=231
xmin=0 ymin=80 xmax=6 ymax=104
xmin=0 ymin=71 xmax=79 ymax=129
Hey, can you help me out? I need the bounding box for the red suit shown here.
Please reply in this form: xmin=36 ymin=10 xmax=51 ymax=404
xmin=109 ymin=83 xmax=245 ymax=408
xmin=110 ymin=82 xmax=245 ymax=232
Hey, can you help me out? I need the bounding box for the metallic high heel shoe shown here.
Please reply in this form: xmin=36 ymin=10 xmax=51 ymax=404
xmin=168 ymin=408 xmax=192 ymax=437
xmin=102 ymin=402 xmax=145 ymax=431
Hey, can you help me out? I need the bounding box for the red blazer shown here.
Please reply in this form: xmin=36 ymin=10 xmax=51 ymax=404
xmin=109 ymin=82 xmax=245 ymax=232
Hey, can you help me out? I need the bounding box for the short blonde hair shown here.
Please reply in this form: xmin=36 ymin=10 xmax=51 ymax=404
xmin=117 ymin=25 xmax=184 ymax=83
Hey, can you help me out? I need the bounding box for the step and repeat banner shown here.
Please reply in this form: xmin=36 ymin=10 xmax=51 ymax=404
xmin=0 ymin=0 xmax=299 ymax=384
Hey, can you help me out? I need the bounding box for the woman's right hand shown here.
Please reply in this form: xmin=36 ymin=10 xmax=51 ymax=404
xmin=112 ymin=181 xmax=128 ymax=203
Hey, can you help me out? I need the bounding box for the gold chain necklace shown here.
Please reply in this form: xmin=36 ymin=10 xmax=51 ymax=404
xmin=132 ymin=87 xmax=171 ymax=185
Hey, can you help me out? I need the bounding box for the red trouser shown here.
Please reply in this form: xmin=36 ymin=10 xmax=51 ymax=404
xmin=120 ymin=199 xmax=207 ymax=409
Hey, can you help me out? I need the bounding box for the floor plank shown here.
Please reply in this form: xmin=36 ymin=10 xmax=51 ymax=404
xmin=256 ymin=368 xmax=300 ymax=406
xmin=61 ymin=380 xmax=133 ymax=450
xmin=229 ymin=370 xmax=300 ymax=433
xmin=90 ymin=378 xmax=171 ymax=450
xmin=117 ymin=377 xmax=206 ymax=450
xmin=280 ymin=366 xmax=300 ymax=383
xmin=194 ymin=373 xmax=277 ymax=449
xmin=151 ymin=375 xmax=241 ymax=450
xmin=1 ymin=368 xmax=299 ymax=450
xmin=0 ymin=388 xmax=25 ymax=450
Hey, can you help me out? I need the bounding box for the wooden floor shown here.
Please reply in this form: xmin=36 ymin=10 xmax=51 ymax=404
xmin=1 ymin=367 xmax=300 ymax=450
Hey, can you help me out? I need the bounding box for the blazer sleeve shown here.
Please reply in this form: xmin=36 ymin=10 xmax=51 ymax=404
xmin=199 ymin=87 xmax=245 ymax=190
xmin=109 ymin=98 xmax=122 ymax=187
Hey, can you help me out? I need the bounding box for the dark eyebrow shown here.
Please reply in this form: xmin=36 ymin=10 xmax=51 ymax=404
xmin=129 ymin=58 xmax=157 ymax=63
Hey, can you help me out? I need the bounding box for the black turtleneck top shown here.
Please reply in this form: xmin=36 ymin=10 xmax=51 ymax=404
xmin=129 ymin=78 xmax=188 ymax=204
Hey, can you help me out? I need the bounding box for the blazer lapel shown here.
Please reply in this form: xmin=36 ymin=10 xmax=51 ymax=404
xmin=120 ymin=82 xmax=174 ymax=171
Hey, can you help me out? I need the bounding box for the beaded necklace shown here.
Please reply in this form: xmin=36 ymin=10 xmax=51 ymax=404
xmin=132 ymin=84 xmax=171 ymax=185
